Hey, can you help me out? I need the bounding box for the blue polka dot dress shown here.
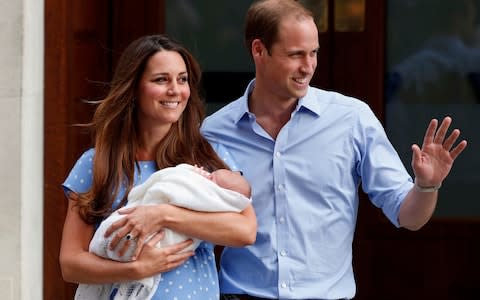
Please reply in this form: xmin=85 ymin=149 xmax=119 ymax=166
xmin=63 ymin=148 xmax=227 ymax=300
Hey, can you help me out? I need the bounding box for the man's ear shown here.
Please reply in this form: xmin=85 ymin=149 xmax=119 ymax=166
xmin=251 ymin=39 xmax=265 ymax=58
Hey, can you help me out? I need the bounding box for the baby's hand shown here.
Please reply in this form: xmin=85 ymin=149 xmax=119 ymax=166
xmin=193 ymin=164 xmax=212 ymax=180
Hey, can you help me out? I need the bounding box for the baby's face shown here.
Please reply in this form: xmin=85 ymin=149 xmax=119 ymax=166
xmin=211 ymin=169 xmax=240 ymax=189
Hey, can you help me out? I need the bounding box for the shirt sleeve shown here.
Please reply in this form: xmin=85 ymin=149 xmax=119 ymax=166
xmin=355 ymin=104 xmax=414 ymax=227
xmin=62 ymin=148 xmax=95 ymax=197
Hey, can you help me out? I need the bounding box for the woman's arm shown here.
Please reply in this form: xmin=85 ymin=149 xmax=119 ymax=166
xmin=161 ymin=204 xmax=257 ymax=246
xmin=107 ymin=203 xmax=257 ymax=259
xmin=105 ymin=165 xmax=257 ymax=258
xmin=59 ymin=197 xmax=194 ymax=284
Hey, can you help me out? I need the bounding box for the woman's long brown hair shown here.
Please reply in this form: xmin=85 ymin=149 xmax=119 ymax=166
xmin=76 ymin=35 xmax=228 ymax=224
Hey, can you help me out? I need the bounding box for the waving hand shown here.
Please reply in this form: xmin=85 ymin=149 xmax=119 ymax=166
xmin=411 ymin=116 xmax=467 ymax=188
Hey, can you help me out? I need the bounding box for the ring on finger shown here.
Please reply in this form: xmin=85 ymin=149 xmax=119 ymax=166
xmin=126 ymin=233 xmax=136 ymax=240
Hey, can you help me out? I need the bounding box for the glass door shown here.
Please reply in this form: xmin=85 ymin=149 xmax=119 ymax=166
xmin=385 ymin=0 xmax=480 ymax=217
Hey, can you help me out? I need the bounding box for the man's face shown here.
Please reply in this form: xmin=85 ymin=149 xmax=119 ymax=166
xmin=259 ymin=16 xmax=319 ymax=102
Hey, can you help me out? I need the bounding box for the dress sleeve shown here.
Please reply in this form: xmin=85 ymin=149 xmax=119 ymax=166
xmin=62 ymin=148 xmax=95 ymax=197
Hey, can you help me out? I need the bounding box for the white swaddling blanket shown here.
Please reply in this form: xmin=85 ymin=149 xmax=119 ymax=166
xmin=75 ymin=163 xmax=251 ymax=300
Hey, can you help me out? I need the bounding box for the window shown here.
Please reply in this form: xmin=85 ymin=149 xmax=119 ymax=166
xmin=166 ymin=1 xmax=255 ymax=113
xmin=385 ymin=0 xmax=480 ymax=216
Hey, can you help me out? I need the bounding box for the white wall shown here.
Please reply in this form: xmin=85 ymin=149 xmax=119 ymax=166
xmin=0 ymin=0 xmax=44 ymax=299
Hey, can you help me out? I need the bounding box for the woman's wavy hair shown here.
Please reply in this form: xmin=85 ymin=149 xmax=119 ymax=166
xmin=76 ymin=34 xmax=228 ymax=224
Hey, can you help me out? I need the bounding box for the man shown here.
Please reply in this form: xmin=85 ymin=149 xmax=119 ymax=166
xmin=201 ymin=0 xmax=468 ymax=299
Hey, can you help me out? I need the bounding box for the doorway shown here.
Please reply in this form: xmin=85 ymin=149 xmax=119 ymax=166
xmin=44 ymin=1 xmax=480 ymax=299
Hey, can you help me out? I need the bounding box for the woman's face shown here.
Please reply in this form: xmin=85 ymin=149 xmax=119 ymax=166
xmin=137 ymin=50 xmax=190 ymax=131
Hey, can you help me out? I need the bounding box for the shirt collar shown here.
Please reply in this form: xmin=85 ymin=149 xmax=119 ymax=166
xmin=296 ymin=87 xmax=324 ymax=116
xmin=233 ymin=79 xmax=256 ymax=124
xmin=234 ymin=79 xmax=326 ymax=123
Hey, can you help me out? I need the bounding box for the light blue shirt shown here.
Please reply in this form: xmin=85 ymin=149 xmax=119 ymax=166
xmin=201 ymin=80 xmax=414 ymax=299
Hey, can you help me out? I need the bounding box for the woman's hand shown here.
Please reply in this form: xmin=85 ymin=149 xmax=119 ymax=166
xmin=104 ymin=204 xmax=172 ymax=259
xmin=133 ymin=233 xmax=195 ymax=278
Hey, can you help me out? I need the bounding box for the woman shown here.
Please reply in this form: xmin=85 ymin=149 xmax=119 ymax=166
xmin=60 ymin=34 xmax=256 ymax=300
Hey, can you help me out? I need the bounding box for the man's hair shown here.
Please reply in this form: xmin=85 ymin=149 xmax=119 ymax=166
xmin=245 ymin=0 xmax=313 ymax=56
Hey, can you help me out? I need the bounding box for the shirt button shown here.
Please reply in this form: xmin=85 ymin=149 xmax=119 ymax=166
xmin=279 ymin=217 xmax=285 ymax=224
xmin=275 ymin=151 xmax=281 ymax=158
xmin=277 ymin=184 xmax=285 ymax=191
xmin=280 ymin=250 xmax=287 ymax=256
xmin=281 ymin=282 xmax=287 ymax=288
